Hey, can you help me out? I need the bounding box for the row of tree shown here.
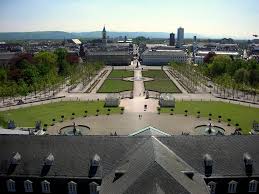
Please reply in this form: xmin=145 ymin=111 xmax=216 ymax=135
xmin=0 ymin=49 xmax=104 ymax=102
xmin=203 ymin=55 xmax=259 ymax=88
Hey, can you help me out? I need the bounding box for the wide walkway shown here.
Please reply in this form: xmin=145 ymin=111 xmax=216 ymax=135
xmin=133 ymin=68 xmax=145 ymax=97
xmin=48 ymin=113 xmax=233 ymax=136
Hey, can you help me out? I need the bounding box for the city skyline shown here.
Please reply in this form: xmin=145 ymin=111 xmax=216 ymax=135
xmin=0 ymin=0 xmax=259 ymax=39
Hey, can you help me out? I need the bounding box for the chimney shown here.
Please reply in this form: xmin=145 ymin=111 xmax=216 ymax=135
xmin=44 ymin=153 xmax=54 ymax=166
xmin=11 ymin=152 xmax=21 ymax=165
xmin=91 ymin=154 xmax=100 ymax=167
xmin=204 ymin=154 xmax=213 ymax=177
xmin=89 ymin=154 xmax=101 ymax=177
xmin=243 ymin=153 xmax=253 ymax=176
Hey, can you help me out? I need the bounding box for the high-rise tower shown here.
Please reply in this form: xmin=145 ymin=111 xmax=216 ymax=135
xmin=176 ymin=27 xmax=184 ymax=48
xmin=169 ymin=33 xmax=175 ymax=46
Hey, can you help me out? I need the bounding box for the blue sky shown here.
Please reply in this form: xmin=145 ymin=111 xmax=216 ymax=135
xmin=0 ymin=0 xmax=258 ymax=38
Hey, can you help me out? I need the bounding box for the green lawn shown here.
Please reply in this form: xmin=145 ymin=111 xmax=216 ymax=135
xmin=161 ymin=101 xmax=259 ymax=134
xmin=0 ymin=101 xmax=121 ymax=128
xmin=142 ymin=70 xmax=168 ymax=79
xmin=98 ymin=80 xmax=133 ymax=93
xmin=107 ymin=70 xmax=134 ymax=79
xmin=145 ymin=80 xmax=181 ymax=93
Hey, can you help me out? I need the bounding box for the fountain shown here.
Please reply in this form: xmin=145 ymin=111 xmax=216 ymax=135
xmin=195 ymin=122 xmax=225 ymax=135
xmin=60 ymin=122 xmax=90 ymax=136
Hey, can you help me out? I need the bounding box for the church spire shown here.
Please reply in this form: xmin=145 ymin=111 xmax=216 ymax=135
xmin=102 ymin=25 xmax=107 ymax=45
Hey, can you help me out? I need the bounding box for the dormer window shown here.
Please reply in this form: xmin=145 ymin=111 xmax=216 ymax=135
xmin=41 ymin=180 xmax=50 ymax=193
xmin=249 ymin=180 xmax=258 ymax=193
xmin=24 ymin=180 xmax=33 ymax=193
xmin=208 ymin=181 xmax=216 ymax=194
xmin=6 ymin=179 xmax=16 ymax=192
xmin=89 ymin=182 xmax=98 ymax=194
xmin=11 ymin=152 xmax=21 ymax=165
xmin=45 ymin=153 xmax=54 ymax=166
xmin=228 ymin=180 xmax=238 ymax=193
xmin=68 ymin=181 xmax=77 ymax=194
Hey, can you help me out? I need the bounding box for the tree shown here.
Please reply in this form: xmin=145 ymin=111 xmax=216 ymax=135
xmin=218 ymin=116 xmax=222 ymax=123
xmin=234 ymin=68 xmax=249 ymax=84
xmin=61 ymin=115 xmax=64 ymax=122
xmin=209 ymin=113 xmax=212 ymax=121
xmin=22 ymin=63 xmax=39 ymax=85
xmin=208 ymin=55 xmax=232 ymax=77
xmin=34 ymin=51 xmax=57 ymax=68
xmin=55 ymin=48 xmax=70 ymax=76
xmin=19 ymin=81 xmax=29 ymax=100
xmin=96 ymin=109 xmax=100 ymax=116
xmin=170 ymin=108 xmax=174 ymax=115
xmin=72 ymin=113 xmax=75 ymax=120
xmin=107 ymin=109 xmax=111 ymax=115
xmin=197 ymin=111 xmax=201 ymax=118
xmin=0 ymin=68 xmax=7 ymax=83
xmin=185 ymin=110 xmax=188 ymax=117
xmin=84 ymin=110 xmax=88 ymax=117
xmin=203 ymin=52 xmax=216 ymax=64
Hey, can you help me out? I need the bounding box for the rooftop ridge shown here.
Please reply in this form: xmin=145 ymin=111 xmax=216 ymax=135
xmin=151 ymin=136 xmax=210 ymax=194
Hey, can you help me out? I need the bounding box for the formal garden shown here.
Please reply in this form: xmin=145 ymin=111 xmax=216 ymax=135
xmin=142 ymin=70 xmax=181 ymax=93
xmin=0 ymin=101 xmax=121 ymax=128
xmin=159 ymin=101 xmax=259 ymax=134
xmin=98 ymin=70 xmax=134 ymax=93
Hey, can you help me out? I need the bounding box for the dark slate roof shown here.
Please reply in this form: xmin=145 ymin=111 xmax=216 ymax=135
xmin=100 ymin=137 xmax=209 ymax=194
xmin=123 ymin=162 xmax=190 ymax=194
xmin=0 ymin=135 xmax=146 ymax=178
xmin=1 ymin=135 xmax=259 ymax=194
xmin=158 ymin=135 xmax=259 ymax=177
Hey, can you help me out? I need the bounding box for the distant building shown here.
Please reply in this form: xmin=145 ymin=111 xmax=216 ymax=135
xmin=194 ymin=50 xmax=241 ymax=64
xmin=194 ymin=55 xmax=205 ymax=64
xmin=176 ymin=27 xmax=184 ymax=48
xmin=141 ymin=48 xmax=188 ymax=65
xmin=220 ymin=38 xmax=235 ymax=44
xmin=0 ymin=52 xmax=19 ymax=68
xmin=169 ymin=33 xmax=175 ymax=46
xmin=86 ymin=51 xmax=132 ymax=66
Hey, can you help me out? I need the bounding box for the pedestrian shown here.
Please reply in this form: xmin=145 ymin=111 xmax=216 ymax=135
xmin=139 ymin=114 xmax=141 ymax=119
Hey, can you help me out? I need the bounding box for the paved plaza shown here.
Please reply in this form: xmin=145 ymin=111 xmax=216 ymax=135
xmin=48 ymin=113 xmax=233 ymax=136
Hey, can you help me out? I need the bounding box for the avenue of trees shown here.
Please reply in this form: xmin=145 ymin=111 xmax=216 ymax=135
xmin=171 ymin=55 xmax=259 ymax=99
xmin=202 ymin=55 xmax=259 ymax=96
xmin=0 ymin=49 xmax=104 ymax=101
